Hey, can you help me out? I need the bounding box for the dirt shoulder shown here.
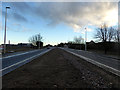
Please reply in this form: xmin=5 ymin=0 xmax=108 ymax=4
xmin=2 ymin=48 xmax=120 ymax=88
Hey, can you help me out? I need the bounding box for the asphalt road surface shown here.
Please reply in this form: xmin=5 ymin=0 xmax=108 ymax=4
xmin=63 ymin=48 xmax=120 ymax=70
xmin=0 ymin=48 xmax=53 ymax=76
xmin=62 ymin=48 xmax=120 ymax=75
xmin=2 ymin=48 xmax=120 ymax=88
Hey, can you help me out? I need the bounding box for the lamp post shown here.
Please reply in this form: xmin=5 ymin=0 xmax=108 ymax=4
xmin=85 ymin=28 xmax=87 ymax=51
xmin=4 ymin=6 xmax=10 ymax=54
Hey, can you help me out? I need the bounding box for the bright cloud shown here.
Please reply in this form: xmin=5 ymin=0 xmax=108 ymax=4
xmin=86 ymin=28 xmax=92 ymax=32
xmin=70 ymin=24 xmax=81 ymax=32
xmin=103 ymin=8 xmax=118 ymax=26
xmin=2 ymin=2 xmax=118 ymax=32
xmin=33 ymin=2 xmax=118 ymax=32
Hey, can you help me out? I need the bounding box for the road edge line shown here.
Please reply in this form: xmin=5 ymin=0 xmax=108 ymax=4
xmin=0 ymin=48 xmax=52 ymax=73
xmin=62 ymin=48 xmax=120 ymax=77
xmin=1 ymin=49 xmax=43 ymax=59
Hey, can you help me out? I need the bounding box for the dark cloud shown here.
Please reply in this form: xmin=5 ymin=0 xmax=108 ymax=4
xmin=2 ymin=2 xmax=118 ymax=32
xmin=2 ymin=10 xmax=28 ymax=22
xmin=13 ymin=13 xmax=28 ymax=22
xmin=9 ymin=2 xmax=33 ymax=14
xmin=32 ymin=2 xmax=117 ymax=31
xmin=2 ymin=2 xmax=29 ymax=22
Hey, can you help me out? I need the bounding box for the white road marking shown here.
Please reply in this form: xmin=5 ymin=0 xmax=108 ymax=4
xmin=0 ymin=49 xmax=52 ymax=72
xmin=61 ymin=48 xmax=120 ymax=77
xmin=65 ymin=48 xmax=120 ymax=63
xmin=2 ymin=49 xmax=42 ymax=59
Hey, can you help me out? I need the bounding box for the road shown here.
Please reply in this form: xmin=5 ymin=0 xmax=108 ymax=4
xmin=3 ymin=48 xmax=120 ymax=88
xmin=1 ymin=47 xmax=120 ymax=77
xmin=0 ymin=48 xmax=53 ymax=76
xmin=62 ymin=48 xmax=120 ymax=76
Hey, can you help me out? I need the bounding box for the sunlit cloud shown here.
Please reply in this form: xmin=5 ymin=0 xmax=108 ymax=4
xmin=70 ymin=24 xmax=81 ymax=33
xmin=2 ymin=2 xmax=118 ymax=32
xmin=86 ymin=28 xmax=92 ymax=32
xmin=32 ymin=2 xmax=118 ymax=32
xmin=103 ymin=8 xmax=118 ymax=27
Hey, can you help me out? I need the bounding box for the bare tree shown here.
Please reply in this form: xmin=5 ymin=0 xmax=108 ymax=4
xmin=114 ymin=29 xmax=120 ymax=42
xmin=108 ymin=27 xmax=115 ymax=42
xmin=29 ymin=33 xmax=42 ymax=46
xmin=95 ymin=24 xmax=116 ymax=54
xmin=95 ymin=24 xmax=115 ymax=42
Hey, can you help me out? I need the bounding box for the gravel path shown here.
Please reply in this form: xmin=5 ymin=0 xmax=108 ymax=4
xmin=2 ymin=48 xmax=120 ymax=88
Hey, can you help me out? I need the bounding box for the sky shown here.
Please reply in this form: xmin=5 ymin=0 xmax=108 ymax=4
xmin=0 ymin=1 xmax=118 ymax=46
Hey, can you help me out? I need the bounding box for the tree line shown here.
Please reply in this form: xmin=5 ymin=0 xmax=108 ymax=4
xmin=69 ymin=24 xmax=120 ymax=44
xmin=28 ymin=23 xmax=120 ymax=53
xmin=95 ymin=24 xmax=120 ymax=43
xmin=67 ymin=23 xmax=120 ymax=54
